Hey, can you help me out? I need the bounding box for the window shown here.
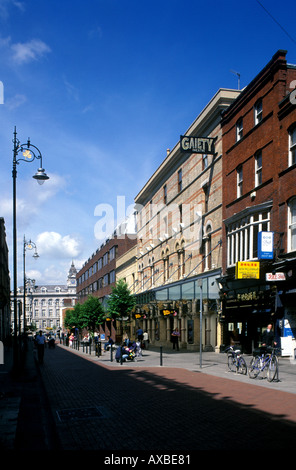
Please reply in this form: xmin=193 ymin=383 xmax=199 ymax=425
xmin=109 ymin=270 xmax=115 ymax=284
xmin=202 ymin=154 xmax=208 ymax=170
xmin=237 ymin=166 xmax=243 ymax=198
xmin=178 ymin=169 xmax=182 ymax=192
xmin=203 ymin=224 xmax=212 ymax=271
xmin=255 ymin=151 xmax=262 ymax=186
xmin=103 ymin=273 xmax=109 ymax=286
xmin=226 ymin=210 xmax=270 ymax=266
xmin=163 ymin=185 xmax=167 ymax=204
xmin=103 ymin=252 xmax=108 ymax=266
xmin=288 ymin=198 xmax=296 ymax=252
xmin=109 ymin=246 xmax=116 ymax=261
xmin=254 ymin=99 xmax=263 ymax=125
xmin=289 ymin=126 xmax=296 ymax=166
xmin=236 ymin=118 xmax=243 ymax=141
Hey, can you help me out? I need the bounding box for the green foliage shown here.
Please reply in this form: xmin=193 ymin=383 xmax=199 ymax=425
xmin=63 ymin=297 xmax=105 ymax=333
xmin=107 ymin=278 xmax=136 ymax=319
xmin=80 ymin=295 xmax=105 ymax=331
xmin=64 ymin=303 xmax=83 ymax=330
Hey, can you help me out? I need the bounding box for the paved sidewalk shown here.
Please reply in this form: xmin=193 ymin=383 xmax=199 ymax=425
xmin=1 ymin=340 xmax=296 ymax=455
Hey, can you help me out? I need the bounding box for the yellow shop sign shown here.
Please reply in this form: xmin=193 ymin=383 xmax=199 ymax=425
xmin=235 ymin=261 xmax=260 ymax=279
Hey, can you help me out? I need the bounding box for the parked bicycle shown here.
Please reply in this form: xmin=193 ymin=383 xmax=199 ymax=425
xmin=225 ymin=345 xmax=247 ymax=375
xmin=248 ymin=346 xmax=281 ymax=382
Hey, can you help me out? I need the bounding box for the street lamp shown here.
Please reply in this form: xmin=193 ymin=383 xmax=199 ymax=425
xmin=23 ymin=236 xmax=39 ymax=335
xmin=12 ymin=127 xmax=49 ymax=371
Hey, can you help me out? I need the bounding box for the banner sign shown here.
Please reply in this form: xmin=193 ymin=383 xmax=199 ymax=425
xmin=235 ymin=261 xmax=260 ymax=279
xmin=180 ymin=135 xmax=216 ymax=154
xmin=258 ymin=231 xmax=274 ymax=259
xmin=266 ymin=272 xmax=285 ymax=281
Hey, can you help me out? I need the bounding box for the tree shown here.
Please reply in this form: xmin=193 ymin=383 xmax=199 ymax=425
xmin=107 ymin=278 xmax=136 ymax=320
xmin=64 ymin=303 xmax=83 ymax=331
xmin=80 ymin=295 xmax=105 ymax=333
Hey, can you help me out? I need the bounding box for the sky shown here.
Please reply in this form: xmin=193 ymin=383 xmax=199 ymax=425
xmin=0 ymin=0 xmax=296 ymax=287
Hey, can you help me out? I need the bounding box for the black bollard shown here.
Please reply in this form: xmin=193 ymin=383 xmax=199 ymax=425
xmin=110 ymin=344 xmax=113 ymax=362
xmin=160 ymin=346 xmax=163 ymax=366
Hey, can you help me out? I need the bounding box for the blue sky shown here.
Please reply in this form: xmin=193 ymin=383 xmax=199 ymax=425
xmin=1 ymin=0 xmax=296 ymax=286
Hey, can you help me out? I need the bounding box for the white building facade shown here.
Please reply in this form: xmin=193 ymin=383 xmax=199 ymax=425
xmin=14 ymin=262 xmax=77 ymax=334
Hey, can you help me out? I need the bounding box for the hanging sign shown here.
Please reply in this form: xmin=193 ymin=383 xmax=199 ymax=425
xmin=266 ymin=272 xmax=286 ymax=281
xmin=180 ymin=135 xmax=216 ymax=154
xmin=258 ymin=231 xmax=274 ymax=259
xmin=235 ymin=261 xmax=260 ymax=279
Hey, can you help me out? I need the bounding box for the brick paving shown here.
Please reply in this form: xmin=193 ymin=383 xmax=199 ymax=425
xmin=34 ymin=343 xmax=296 ymax=453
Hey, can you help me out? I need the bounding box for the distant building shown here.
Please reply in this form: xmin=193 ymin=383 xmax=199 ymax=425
xmin=76 ymin=234 xmax=137 ymax=308
xmin=14 ymin=262 xmax=77 ymax=334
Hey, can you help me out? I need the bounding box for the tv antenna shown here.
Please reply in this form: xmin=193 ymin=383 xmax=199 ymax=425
xmin=230 ymin=69 xmax=241 ymax=90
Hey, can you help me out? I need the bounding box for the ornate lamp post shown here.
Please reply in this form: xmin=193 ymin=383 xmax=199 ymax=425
xmin=12 ymin=127 xmax=49 ymax=371
xmin=23 ymin=237 xmax=39 ymax=334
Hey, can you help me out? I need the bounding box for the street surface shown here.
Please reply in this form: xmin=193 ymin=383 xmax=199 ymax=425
xmin=38 ymin=343 xmax=296 ymax=456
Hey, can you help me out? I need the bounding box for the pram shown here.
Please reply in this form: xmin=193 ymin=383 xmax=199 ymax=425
xmin=115 ymin=345 xmax=135 ymax=363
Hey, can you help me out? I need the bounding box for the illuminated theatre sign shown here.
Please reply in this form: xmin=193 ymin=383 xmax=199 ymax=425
xmin=180 ymin=135 xmax=216 ymax=154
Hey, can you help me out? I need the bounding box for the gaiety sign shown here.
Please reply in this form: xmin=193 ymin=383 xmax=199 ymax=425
xmin=180 ymin=135 xmax=216 ymax=154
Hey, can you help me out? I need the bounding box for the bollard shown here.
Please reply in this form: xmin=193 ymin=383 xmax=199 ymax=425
xmin=97 ymin=341 xmax=101 ymax=356
xmin=160 ymin=346 xmax=163 ymax=366
xmin=110 ymin=344 xmax=113 ymax=362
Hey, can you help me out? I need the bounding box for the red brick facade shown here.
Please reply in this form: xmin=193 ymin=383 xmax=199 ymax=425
xmin=76 ymin=235 xmax=136 ymax=303
xmin=219 ymin=50 xmax=296 ymax=352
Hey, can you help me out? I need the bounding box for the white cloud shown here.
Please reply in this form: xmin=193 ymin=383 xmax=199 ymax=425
xmin=11 ymin=38 xmax=51 ymax=64
xmin=5 ymin=93 xmax=27 ymax=110
xmin=36 ymin=231 xmax=82 ymax=259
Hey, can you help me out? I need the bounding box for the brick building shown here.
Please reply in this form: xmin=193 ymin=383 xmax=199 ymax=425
xmin=76 ymin=233 xmax=137 ymax=306
xmin=219 ymin=50 xmax=296 ymax=354
xmin=133 ymin=88 xmax=240 ymax=350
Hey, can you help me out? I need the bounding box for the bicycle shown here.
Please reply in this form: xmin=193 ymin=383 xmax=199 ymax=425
xmin=248 ymin=346 xmax=281 ymax=382
xmin=225 ymin=345 xmax=247 ymax=375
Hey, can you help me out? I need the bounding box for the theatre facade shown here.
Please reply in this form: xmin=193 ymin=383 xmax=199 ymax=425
xmin=219 ymin=50 xmax=296 ymax=355
xmin=132 ymin=88 xmax=240 ymax=351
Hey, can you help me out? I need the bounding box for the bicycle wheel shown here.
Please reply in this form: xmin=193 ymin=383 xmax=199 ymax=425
xmin=227 ymin=354 xmax=237 ymax=372
xmin=238 ymin=356 xmax=247 ymax=375
xmin=267 ymin=355 xmax=278 ymax=382
xmin=249 ymin=356 xmax=260 ymax=378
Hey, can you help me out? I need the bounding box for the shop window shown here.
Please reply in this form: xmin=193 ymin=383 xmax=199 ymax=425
xmin=187 ymin=320 xmax=194 ymax=344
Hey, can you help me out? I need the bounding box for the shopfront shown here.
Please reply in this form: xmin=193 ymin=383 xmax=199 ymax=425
xmin=133 ymin=270 xmax=221 ymax=351
xmin=218 ymin=277 xmax=277 ymax=353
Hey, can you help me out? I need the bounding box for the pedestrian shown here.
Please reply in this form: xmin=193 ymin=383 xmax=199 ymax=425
xmin=104 ymin=336 xmax=114 ymax=351
xmin=35 ymin=330 xmax=46 ymax=364
xmin=171 ymin=327 xmax=180 ymax=351
xmin=136 ymin=327 xmax=143 ymax=342
xmin=69 ymin=333 xmax=75 ymax=347
xmin=143 ymin=331 xmax=149 ymax=350
xmin=123 ymin=332 xmax=130 ymax=346
xmin=261 ymin=324 xmax=277 ymax=347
